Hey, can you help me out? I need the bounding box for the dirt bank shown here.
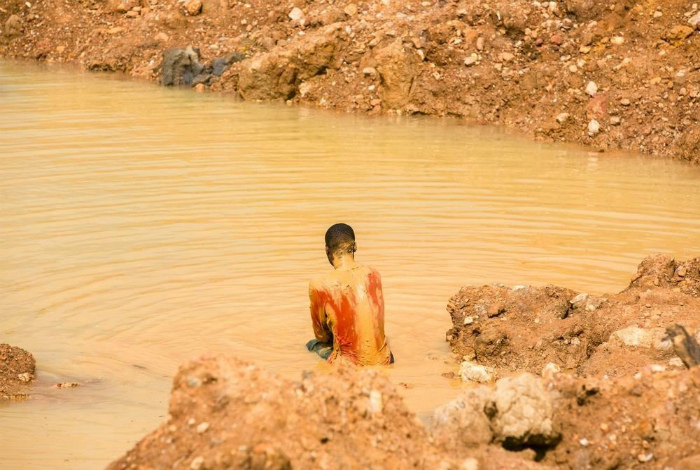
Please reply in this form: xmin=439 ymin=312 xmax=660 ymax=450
xmin=446 ymin=254 xmax=700 ymax=380
xmin=0 ymin=344 xmax=36 ymax=400
xmin=1 ymin=0 xmax=698 ymax=163
xmin=108 ymin=355 xmax=700 ymax=469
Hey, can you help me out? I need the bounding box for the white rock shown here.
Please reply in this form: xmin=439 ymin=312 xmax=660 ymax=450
xmin=463 ymin=316 xmax=474 ymax=325
xmin=556 ymin=112 xmax=570 ymax=123
xmin=368 ymin=390 xmax=383 ymax=414
xmin=190 ymin=456 xmax=204 ymax=470
xmin=459 ymin=361 xmax=494 ymax=383
xmin=585 ymin=81 xmax=598 ymax=96
xmin=460 ymin=458 xmax=479 ymax=470
xmin=690 ymin=12 xmax=700 ymax=29
xmin=611 ymin=36 xmax=625 ymax=45
xmin=288 ymin=7 xmax=304 ymax=22
xmin=196 ymin=422 xmax=210 ymax=433
xmin=588 ymin=119 xmax=600 ymax=136
xmin=669 ymin=357 xmax=684 ymax=368
xmin=611 ymin=326 xmax=652 ymax=348
xmin=541 ymin=362 xmax=561 ymax=381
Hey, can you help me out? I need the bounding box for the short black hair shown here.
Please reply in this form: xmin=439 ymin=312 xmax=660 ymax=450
xmin=325 ymin=223 xmax=356 ymax=253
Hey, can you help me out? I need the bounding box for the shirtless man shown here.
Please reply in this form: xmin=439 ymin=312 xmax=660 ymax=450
xmin=306 ymin=223 xmax=394 ymax=365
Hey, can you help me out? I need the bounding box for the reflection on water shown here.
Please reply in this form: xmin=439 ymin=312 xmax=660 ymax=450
xmin=1 ymin=61 xmax=699 ymax=469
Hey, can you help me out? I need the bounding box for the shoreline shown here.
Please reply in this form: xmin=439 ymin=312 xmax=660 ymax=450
xmin=1 ymin=0 xmax=698 ymax=164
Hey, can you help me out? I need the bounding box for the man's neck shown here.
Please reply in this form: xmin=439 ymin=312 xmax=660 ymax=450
xmin=333 ymin=254 xmax=358 ymax=271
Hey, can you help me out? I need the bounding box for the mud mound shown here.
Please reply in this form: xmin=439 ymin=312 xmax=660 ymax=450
xmin=109 ymin=355 xmax=552 ymax=469
xmin=446 ymin=255 xmax=700 ymax=378
xmin=0 ymin=344 xmax=36 ymax=400
xmin=1 ymin=0 xmax=697 ymax=163
xmin=546 ymin=367 xmax=700 ymax=468
xmin=109 ymin=355 xmax=447 ymax=469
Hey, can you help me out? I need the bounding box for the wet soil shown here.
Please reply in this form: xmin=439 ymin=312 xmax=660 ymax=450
xmin=0 ymin=344 xmax=36 ymax=400
xmin=1 ymin=0 xmax=698 ymax=163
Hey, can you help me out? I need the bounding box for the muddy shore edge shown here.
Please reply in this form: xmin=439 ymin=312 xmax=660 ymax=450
xmin=1 ymin=0 xmax=698 ymax=164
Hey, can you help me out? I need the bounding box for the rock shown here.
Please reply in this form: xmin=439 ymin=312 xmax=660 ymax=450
xmin=160 ymin=46 xmax=203 ymax=87
xmin=588 ymin=119 xmax=600 ymax=136
xmin=464 ymin=55 xmax=478 ymax=66
xmin=4 ymin=15 xmax=23 ymax=38
xmin=459 ymin=361 xmax=494 ymax=383
xmin=664 ymin=25 xmax=694 ymax=42
xmin=343 ymin=4 xmax=358 ymax=17
xmin=611 ymin=36 xmax=624 ymax=45
xmin=431 ymin=387 xmax=494 ymax=448
xmin=491 ymin=374 xmax=560 ymax=447
xmin=587 ymin=94 xmax=608 ymax=119
xmin=585 ymin=81 xmax=598 ymax=97
xmin=185 ymin=0 xmax=202 ymax=16
xmin=620 ymin=98 xmax=631 ymax=106
xmin=499 ymin=52 xmax=515 ymax=63
xmin=374 ymin=39 xmax=419 ymax=109
xmin=550 ymin=34 xmax=564 ymax=45
xmin=17 ymin=373 xmax=33 ymax=383
xmin=154 ymin=32 xmax=169 ymax=43
xmin=476 ymin=36 xmax=485 ymax=51
xmin=196 ymin=422 xmax=209 ymax=433
xmin=362 ymin=67 xmax=378 ymax=77
xmin=556 ymin=112 xmax=570 ymax=124
xmin=126 ymin=10 xmax=139 ymax=18
xmin=669 ymin=357 xmax=685 ymax=368
xmin=289 ymin=7 xmax=304 ymax=22
xmin=611 ymin=326 xmax=652 ymax=348
xmin=211 ymin=52 xmax=244 ymax=76
xmin=690 ymin=12 xmax=700 ymax=30
xmin=610 ymin=116 xmax=621 ymax=125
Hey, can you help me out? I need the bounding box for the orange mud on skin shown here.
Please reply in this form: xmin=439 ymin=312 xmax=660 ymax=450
xmin=310 ymin=265 xmax=392 ymax=365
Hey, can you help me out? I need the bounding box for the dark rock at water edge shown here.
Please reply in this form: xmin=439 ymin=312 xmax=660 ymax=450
xmin=160 ymin=46 xmax=203 ymax=86
xmin=160 ymin=47 xmax=245 ymax=87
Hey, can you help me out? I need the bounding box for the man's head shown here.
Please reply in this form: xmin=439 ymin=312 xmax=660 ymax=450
xmin=325 ymin=223 xmax=356 ymax=265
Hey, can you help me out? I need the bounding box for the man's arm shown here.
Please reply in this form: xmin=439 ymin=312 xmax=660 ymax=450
xmin=309 ymin=282 xmax=332 ymax=344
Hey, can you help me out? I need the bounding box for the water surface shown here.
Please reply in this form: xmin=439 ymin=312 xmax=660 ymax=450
xmin=1 ymin=61 xmax=699 ymax=469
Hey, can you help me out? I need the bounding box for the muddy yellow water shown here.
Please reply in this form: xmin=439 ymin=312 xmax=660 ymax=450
xmin=1 ymin=60 xmax=699 ymax=468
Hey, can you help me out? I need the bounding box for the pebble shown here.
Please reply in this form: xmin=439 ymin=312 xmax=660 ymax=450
xmin=610 ymin=116 xmax=621 ymax=125
xmin=362 ymin=67 xmax=378 ymax=77
xmin=476 ymin=36 xmax=485 ymax=51
xmin=499 ymin=52 xmax=515 ymax=62
xmin=653 ymin=11 xmax=662 ymax=18
xmin=620 ymin=98 xmax=631 ymax=106
xmin=669 ymin=357 xmax=684 ymax=367
xmin=550 ymin=34 xmax=563 ymax=45
xmin=288 ymin=7 xmax=304 ymax=22
xmin=463 ymin=316 xmax=474 ymax=325
xmin=17 ymin=373 xmax=32 ymax=382
xmin=190 ymin=456 xmax=204 ymax=470
xmin=368 ymin=390 xmax=383 ymax=414
xmin=611 ymin=36 xmax=624 ymax=45
xmin=568 ymin=64 xmax=578 ymax=73
xmin=464 ymin=55 xmax=478 ymax=66
xmin=690 ymin=12 xmax=700 ymax=29
xmin=196 ymin=422 xmax=210 ymax=433
xmin=556 ymin=112 xmax=570 ymax=124
xmin=579 ymin=438 xmax=589 ymax=447
xmin=154 ymin=32 xmax=169 ymax=42
xmin=184 ymin=0 xmax=202 ymax=16
xmin=343 ymin=4 xmax=358 ymax=16
xmin=637 ymin=453 xmax=653 ymax=463
xmin=588 ymin=119 xmax=600 ymax=136
xmin=585 ymin=81 xmax=598 ymax=97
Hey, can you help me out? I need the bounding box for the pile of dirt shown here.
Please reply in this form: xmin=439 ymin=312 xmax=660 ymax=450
xmin=109 ymin=353 xmax=700 ymax=469
xmin=0 ymin=343 xmax=36 ymax=400
xmin=108 ymin=355 xmax=539 ymax=470
xmin=446 ymin=254 xmax=700 ymax=379
xmin=1 ymin=0 xmax=698 ymax=163
xmin=434 ymin=367 xmax=700 ymax=469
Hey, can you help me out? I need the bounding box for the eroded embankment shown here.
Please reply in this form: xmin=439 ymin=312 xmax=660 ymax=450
xmin=1 ymin=0 xmax=698 ymax=163
xmin=109 ymin=254 xmax=700 ymax=469
xmin=0 ymin=344 xmax=36 ymax=400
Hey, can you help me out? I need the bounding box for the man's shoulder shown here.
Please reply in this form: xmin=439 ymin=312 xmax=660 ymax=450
xmin=309 ymin=274 xmax=332 ymax=292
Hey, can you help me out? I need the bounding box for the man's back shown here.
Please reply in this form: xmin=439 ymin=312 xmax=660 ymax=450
xmin=309 ymin=265 xmax=392 ymax=366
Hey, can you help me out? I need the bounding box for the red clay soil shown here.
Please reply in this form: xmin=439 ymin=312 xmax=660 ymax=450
xmin=107 ymin=355 xmax=543 ymax=470
xmin=1 ymin=0 xmax=698 ymax=163
xmin=446 ymin=254 xmax=700 ymax=379
xmin=0 ymin=344 xmax=36 ymax=400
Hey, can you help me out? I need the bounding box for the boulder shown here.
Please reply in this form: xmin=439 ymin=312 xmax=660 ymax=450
xmin=3 ymin=15 xmax=23 ymax=38
xmin=374 ymin=39 xmax=419 ymax=109
xmin=160 ymin=46 xmax=203 ymax=86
